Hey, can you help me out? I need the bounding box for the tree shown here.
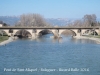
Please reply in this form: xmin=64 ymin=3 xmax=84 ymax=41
xmin=15 ymin=13 xmax=51 ymax=38
xmin=3 ymin=23 xmax=8 ymax=26
xmin=83 ymin=14 xmax=97 ymax=27
xmin=16 ymin=13 xmax=49 ymax=27
xmin=73 ymin=20 xmax=83 ymax=27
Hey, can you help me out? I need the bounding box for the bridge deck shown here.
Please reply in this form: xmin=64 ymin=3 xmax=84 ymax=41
xmin=0 ymin=27 xmax=99 ymax=29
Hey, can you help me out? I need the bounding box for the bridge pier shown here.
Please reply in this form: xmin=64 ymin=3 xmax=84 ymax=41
xmin=31 ymin=33 xmax=36 ymax=39
xmin=81 ymin=29 xmax=87 ymax=35
xmin=71 ymin=29 xmax=81 ymax=37
xmin=50 ymin=29 xmax=59 ymax=38
xmin=95 ymin=29 xmax=100 ymax=35
xmin=35 ymin=29 xmax=43 ymax=38
xmin=26 ymin=29 xmax=32 ymax=38
xmin=58 ymin=29 xmax=65 ymax=38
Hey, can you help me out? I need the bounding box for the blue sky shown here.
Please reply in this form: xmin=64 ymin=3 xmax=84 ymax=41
xmin=0 ymin=0 xmax=100 ymax=18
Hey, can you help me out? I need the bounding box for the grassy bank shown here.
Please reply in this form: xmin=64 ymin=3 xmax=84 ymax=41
xmin=0 ymin=36 xmax=9 ymax=42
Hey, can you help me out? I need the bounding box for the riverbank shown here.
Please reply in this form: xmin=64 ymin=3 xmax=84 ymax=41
xmin=74 ymin=36 xmax=100 ymax=44
xmin=0 ymin=36 xmax=9 ymax=42
xmin=0 ymin=37 xmax=13 ymax=46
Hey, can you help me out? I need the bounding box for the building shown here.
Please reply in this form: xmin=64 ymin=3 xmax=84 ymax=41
xmin=0 ymin=24 xmax=3 ymax=27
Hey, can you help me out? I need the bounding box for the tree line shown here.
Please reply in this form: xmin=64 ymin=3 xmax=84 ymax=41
xmin=68 ymin=14 xmax=100 ymax=27
xmin=15 ymin=13 xmax=51 ymax=27
xmin=15 ymin=13 xmax=100 ymax=27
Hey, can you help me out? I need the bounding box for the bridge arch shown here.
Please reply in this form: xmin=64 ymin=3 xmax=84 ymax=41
xmin=70 ymin=29 xmax=77 ymax=36
xmin=82 ymin=29 xmax=99 ymax=35
xmin=36 ymin=29 xmax=53 ymax=35
xmin=0 ymin=29 xmax=20 ymax=37
xmin=14 ymin=29 xmax=32 ymax=38
xmin=95 ymin=29 xmax=100 ymax=35
xmin=1 ymin=30 xmax=12 ymax=36
xmin=36 ymin=29 xmax=58 ymax=38
xmin=36 ymin=29 xmax=77 ymax=38
xmin=36 ymin=29 xmax=45 ymax=36
xmin=0 ymin=30 xmax=9 ymax=36
xmin=59 ymin=29 xmax=76 ymax=36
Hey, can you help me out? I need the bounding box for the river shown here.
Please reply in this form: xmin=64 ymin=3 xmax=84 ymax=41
xmin=0 ymin=34 xmax=100 ymax=75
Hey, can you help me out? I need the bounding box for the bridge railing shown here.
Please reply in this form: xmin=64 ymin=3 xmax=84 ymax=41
xmin=0 ymin=25 xmax=100 ymax=29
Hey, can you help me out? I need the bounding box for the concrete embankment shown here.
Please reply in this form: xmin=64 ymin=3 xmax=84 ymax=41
xmin=0 ymin=37 xmax=13 ymax=46
xmin=74 ymin=36 xmax=100 ymax=44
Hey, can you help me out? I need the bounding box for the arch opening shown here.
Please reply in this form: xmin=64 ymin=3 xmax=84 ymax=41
xmin=39 ymin=29 xmax=53 ymax=35
xmin=83 ymin=29 xmax=98 ymax=36
xmin=0 ymin=30 xmax=8 ymax=36
xmin=60 ymin=29 xmax=76 ymax=37
xmin=14 ymin=29 xmax=32 ymax=38
xmin=38 ymin=29 xmax=54 ymax=38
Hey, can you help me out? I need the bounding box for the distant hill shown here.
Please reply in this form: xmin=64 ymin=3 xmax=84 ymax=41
xmin=0 ymin=16 xmax=19 ymax=25
xmin=45 ymin=18 xmax=75 ymax=26
xmin=0 ymin=16 xmax=100 ymax=26
xmin=46 ymin=18 xmax=100 ymax=26
xmin=0 ymin=16 xmax=75 ymax=26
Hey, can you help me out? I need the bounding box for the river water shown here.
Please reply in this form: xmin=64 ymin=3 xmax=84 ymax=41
xmin=0 ymin=34 xmax=100 ymax=75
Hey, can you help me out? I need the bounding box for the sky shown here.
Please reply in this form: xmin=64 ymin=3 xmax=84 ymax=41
xmin=0 ymin=0 xmax=100 ymax=18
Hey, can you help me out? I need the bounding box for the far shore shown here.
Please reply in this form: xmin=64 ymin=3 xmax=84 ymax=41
xmin=0 ymin=35 xmax=100 ymax=46
xmin=74 ymin=36 xmax=100 ymax=44
xmin=0 ymin=37 xmax=13 ymax=46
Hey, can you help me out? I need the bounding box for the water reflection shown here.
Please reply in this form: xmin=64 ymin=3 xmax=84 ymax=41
xmin=71 ymin=38 xmax=96 ymax=44
xmin=31 ymin=34 xmax=97 ymax=44
xmin=30 ymin=34 xmax=64 ymax=43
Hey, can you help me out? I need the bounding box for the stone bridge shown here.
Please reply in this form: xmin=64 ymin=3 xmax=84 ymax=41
xmin=0 ymin=27 xmax=100 ymax=39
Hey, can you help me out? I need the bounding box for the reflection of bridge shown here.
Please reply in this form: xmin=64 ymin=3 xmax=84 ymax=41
xmin=0 ymin=27 xmax=100 ymax=38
